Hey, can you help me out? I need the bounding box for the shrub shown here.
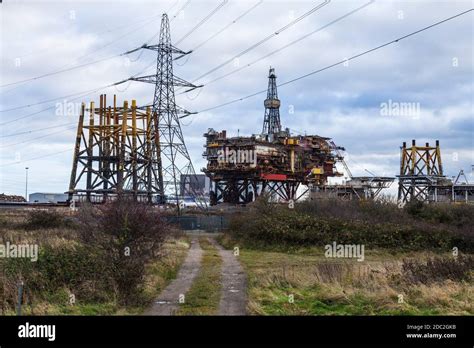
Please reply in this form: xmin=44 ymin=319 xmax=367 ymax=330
xmin=401 ymin=255 xmax=474 ymax=284
xmin=227 ymin=197 xmax=474 ymax=251
xmin=77 ymin=198 xmax=171 ymax=305
xmin=24 ymin=210 xmax=65 ymax=230
xmin=0 ymin=244 xmax=114 ymax=312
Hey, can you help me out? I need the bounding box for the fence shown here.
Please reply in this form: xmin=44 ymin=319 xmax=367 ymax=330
xmin=164 ymin=215 xmax=229 ymax=232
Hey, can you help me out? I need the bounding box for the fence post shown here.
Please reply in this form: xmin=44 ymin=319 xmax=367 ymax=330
xmin=17 ymin=281 xmax=24 ymax=316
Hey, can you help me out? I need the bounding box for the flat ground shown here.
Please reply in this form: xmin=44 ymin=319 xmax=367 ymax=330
xmin=232 ymin=247 xmax=473 ymax=315
xmin=1 ymin=208 xmax=472 ymax=315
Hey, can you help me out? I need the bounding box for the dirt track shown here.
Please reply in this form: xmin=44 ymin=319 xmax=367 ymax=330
xmin=145 ymin=235 xmax=247 ymax=315
xmin=209 ymin=238 xmax=247 ymax=315
xmin=144 ymin=238 xmax=203 ymax=315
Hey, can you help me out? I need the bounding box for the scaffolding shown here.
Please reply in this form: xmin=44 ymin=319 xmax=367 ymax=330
xmin=68 ymin=94 xmax=161 ymax=203
xmin=397 ymin=139 xmax=445 ymax=203
xmin=397 ymin=140 xmax=473 ymax=203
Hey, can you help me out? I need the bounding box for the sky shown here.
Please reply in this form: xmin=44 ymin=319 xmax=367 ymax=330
xmin=0 ymin=0 xmax=473 ymax=199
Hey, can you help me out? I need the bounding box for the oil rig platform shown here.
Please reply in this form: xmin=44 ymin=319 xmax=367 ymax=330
xmin=203 ymin=67 xmax=394 ymax=205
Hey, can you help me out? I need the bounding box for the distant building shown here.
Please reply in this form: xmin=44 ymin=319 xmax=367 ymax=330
xmin=180 ymin=174 xmax=210 ymax=197
xmin=0 ymin=194 xmax=26 ymax=203
xmin=29 ymin=192 xmax=68 ymax=203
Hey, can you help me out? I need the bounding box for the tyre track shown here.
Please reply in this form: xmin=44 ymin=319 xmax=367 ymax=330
xmin=144 ymin=237 xmax=203 ymax=315
xmin=208 ymin=238 xmax=247 ymax=315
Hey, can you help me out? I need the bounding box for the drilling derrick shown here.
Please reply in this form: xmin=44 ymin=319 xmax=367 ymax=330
xmin=262 ymin=67 xmax=283 ymax=137
xmin=203 ymin=68 xmax=344 ymax=205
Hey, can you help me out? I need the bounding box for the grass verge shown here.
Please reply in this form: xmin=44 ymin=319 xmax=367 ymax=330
xmin=225 ymin=243 xmax=473 ymax=315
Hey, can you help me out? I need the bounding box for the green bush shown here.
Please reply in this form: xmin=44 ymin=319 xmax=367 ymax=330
xmin=1 ymin=244 xmax=114 ymax=310
xmin=24 ymin=210 xmax=66 ymax=230
xmin=77 ymin=199 xmax=170 ymax=305
xmin=227 ymin=198 xmax=473 ymax=251
xmin=405 ymin=201 xmax=474 ymax=227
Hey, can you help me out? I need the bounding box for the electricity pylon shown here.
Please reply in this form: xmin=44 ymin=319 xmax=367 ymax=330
xmin=130 ymin=13 xmax=205 ymax=208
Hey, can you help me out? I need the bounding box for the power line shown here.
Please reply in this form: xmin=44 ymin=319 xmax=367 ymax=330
xmin=0 ymin=6 xmax=178 ymax=90
xmin=133 ymin=1 xmax=259 ymax=70
xmin=0 ymin=126 xmax=77 ymax=148
xmin=80 ymin=1 xmax=182 ymax=66
xmin=60 ymin=14 xmax=162 ymax=69
xmin=175 ymin=0 xmax=229 ymax=45
xmin=0 ymin=2 xmax=191 ymax=131
xmin=0 ymin=82 xmax=119 ymax=113
xmin=0 ymin=12 xmax=159 ymax=97
xmin=9 ymin=9 xmax=175 ymax=61
xmin=0 ymin=122 xmax=75 ymax=138
xmin=0 ymin=85 xmax=110 ymax=125
xmin=0 ymin=53 xmax=126 ymax=89
xmin=197 ymin=8 xmax=473 ymax=114
xmin=201 ymin=0 xmax=374 ymax=87
xmin=0 ymin=3 xmax=190 ymax=117
xmin=171 ymin=0 xmax=192 ymax=23
xmin=190 ymin=0 xmax=331 ymax=83
xmin=114 ymin=1 xmax=192 ymax=64
xmin=0 ymin=148 xmax=72 ymax=167
xmin=190 ymin=0 xmax=263 ymax=52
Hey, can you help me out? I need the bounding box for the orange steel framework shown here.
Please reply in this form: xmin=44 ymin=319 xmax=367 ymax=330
xmin=397 ymin=139 xmax=446 ymax=203
xmin=68 ymin=94 xmax=161 ymax=203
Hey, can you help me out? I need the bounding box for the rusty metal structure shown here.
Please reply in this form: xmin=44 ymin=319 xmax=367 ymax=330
xmin=309 ymin=141 xmax=394 ymax=201
xmin=397 ymin=140 xmax=473 ymax=203
xmin=203 ymin=67 xmax=344 ymax=205
xmin=310 ymin=176 xmax=394 ymax=201
xmin=68 ymin=14 xmax=205 ymax=207
xmin=397 ymin=139 xmax=446 ymax=203
xmin=68 ymin=95 xmax=160 ymax=202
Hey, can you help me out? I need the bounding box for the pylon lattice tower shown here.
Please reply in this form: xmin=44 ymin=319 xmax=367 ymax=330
xmin=130 ymin=13 xmax=204 ymax=206
xmin=68 ymin=13 xmax=205 ymax=208
xmin=262 ymin=67 xmax=283 ymax=136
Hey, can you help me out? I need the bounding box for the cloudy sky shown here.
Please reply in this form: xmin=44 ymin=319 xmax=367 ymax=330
xmin=0 ymin=0 xmax=472 ymax=198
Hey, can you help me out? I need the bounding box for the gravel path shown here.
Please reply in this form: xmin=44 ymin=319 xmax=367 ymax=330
xmin=144 ymin=238 xmax=203 ymax=315
xmin=208 ymin=238 xmax=247 ymax=315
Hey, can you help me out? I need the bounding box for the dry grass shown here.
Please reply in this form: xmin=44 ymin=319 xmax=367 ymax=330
xmin=239 ymin=249 xmax=473 ymax=315
xmin=0 ymin=208 xmax=189 ymax=315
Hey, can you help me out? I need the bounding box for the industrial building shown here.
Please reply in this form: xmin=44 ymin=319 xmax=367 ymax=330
xmin=29 ymin=192 xmax=68 ymax=204
xmin=62 ymin=14 xmax=470 ymax=209
xmin=180 ymin=174 xmax=210 ymax=197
